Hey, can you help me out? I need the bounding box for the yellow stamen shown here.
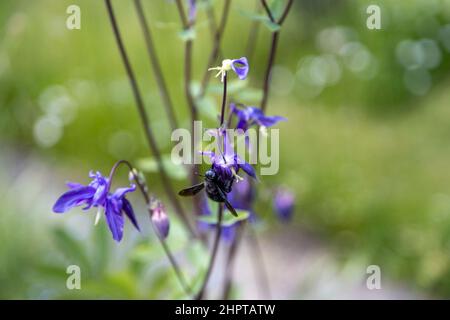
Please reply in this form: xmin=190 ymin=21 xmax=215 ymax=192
xmin=231 ymin=167 xmax=244 ymax=182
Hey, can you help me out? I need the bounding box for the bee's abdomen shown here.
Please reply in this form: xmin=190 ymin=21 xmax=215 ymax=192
xmin=205 ymin=182 xmax=225 ymax=202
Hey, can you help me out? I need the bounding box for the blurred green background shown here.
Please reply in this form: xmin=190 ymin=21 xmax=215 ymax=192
xmin=2 ymin=0 xmax=450 ymax=299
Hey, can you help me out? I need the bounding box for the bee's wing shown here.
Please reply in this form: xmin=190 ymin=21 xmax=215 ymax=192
xmin=178 ymin=182 xmax=205 ymax=196
xmin=217 ymin=186 xmax=238 ymax=217
xmin=224 ymin=199 xmax=238 ymax=217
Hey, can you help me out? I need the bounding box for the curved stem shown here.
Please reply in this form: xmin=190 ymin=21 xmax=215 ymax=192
xmin=261 ymin=31 xmax=279 ymax=112
xmin=260 ymin=0 xmax=294 ymax=112
xmin=134 ymin=0 xmax=179 ymax=131
xmin=196 ymin=204 xmax=224 ymax=300
xmin=104 ymin=0 xmax=196 ymax=238
xmin=108 ymin=160 xmax=192 ymax=297
xmin=278 ymin=0 xmax=294 ymax=25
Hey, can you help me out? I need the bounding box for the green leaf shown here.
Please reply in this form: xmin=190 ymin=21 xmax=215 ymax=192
xmin=238 ymin=9 xmax=280 ymax=32
xmin=197 ymin=209 xmax=250 ymax=227
xmin=178 ymin=28 xmax=196 ymax=41
xmin=262 ymin=20 xmax=281 ymax=32
xmin=238 ymin=9 xmax=269 ymax=22
xmin=137 ymin=154 xmax=188 ymax=180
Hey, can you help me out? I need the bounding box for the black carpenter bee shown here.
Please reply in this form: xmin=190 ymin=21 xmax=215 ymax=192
xmin=178 ymin=168 xmax=238 ymax=217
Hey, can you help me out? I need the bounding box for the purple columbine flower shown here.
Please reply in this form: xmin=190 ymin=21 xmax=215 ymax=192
xmin=230 ymin=104 xmax=286 ymax=132
xmin=208 ymin=57 xmax=249 ymax=82
xmin=53 ymin=171 xmax=139 ymax=242
xmin=150 ymin=200 xmax=170 ymax=239
xmin=202 ymin=129 xmax=256 ymax=184
xmin=273 ymin=187 xmax=295 ymax=222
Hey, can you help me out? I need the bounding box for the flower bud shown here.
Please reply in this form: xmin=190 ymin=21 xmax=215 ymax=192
xmin=273 ymin=187 xmax=295 ymax=222
xmin=150 ymin=200 xmax=170 ymax=239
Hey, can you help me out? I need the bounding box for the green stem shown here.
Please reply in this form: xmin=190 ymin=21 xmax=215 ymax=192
xmin=104 ymin=0 xmax=197 ymax=238
xmin=196 ymin=204 xmax=224 ymax=300
xmin=108 ymin=160 xmax=192 ymax=297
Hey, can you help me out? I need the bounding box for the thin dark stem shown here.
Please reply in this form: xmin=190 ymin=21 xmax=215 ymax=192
xmin=221 ymin=222 xmax=246 ymax=299
xmin=260 ymin=0 xmax=275 ymax=23
xmin=248 ymin=227 xmax=271 ymax=299
xmin=175 ymin=0 xmax=188 ymax=27
xmin=205 ymin=0 xmax=218 ymax=38
xmin=105 ymin=0 xmax=196 ymax=238
xmin=199 ymin=0 xmax=232 ymax=98
xmin=220 ymin=73 xmax=227 ymax=126
xmin=107 ymin=160 xmax=192 ymax=297
xmin=278 ymin=0 xmax=294 ymax=25
xmin=175 ymin=0 xmax=202 ymax=214
xmin=260 ymin=0 xmax=294 ymax=112
xmin=134 ymin=0 xmax=179 ymax=131
xmin=196 ymin=204 xmax=224 ymax=300
xmin=261 ymin=31 xmax=279 ymax=112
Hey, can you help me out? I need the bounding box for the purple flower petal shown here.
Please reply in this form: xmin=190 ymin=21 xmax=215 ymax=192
xmin=257 ymin=115 xmax=287 ymax=127
xmin=111 ymin=184 xmax=136 ymax=199
xmin=88 ymin=171 xmax=109 ymax=206
xmin=230 ymin=105 xmax=286 ymax=131
xmin=53 ymin=186 xmax=96 ymax=213
xmin=66 ymin=182 xmax=84 ymax=189
xmin=240 ymin=161 xmax=256 ymax=179
xmin=231 ymin=57 xmax=249 ymax=80
xmin=228 ymin=178 xmax=255 ymax=210
xmin=105 ymin=198 xmax=125 ymax=242
xmin=122 ymin=197 xmax=140 ymax=231
xmin=151 ymin=203 xmax=170 ymax=239
xmin=221 ymin=225 xmax=237 ymax=242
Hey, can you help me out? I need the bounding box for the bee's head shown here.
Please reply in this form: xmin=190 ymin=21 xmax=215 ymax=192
xmin=205 ymin=169 xmax=216 ymax=181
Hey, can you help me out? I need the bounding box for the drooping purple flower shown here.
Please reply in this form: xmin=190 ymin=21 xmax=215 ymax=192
xmin=228 ymin=178 xmax=255 ymax=212
xmin=104 ymin=184 xmax=138 ymax=241
xmin=273 ymin=187 xmax=295 ymax=222
xmin=208 ymin=57 xmax=249 ymax=82
xmin=230 ymin=104 xmax=286 ymax=132
xmin=150 ymin=200 xmax=170 ymax=239
xmin=53 ymin=171 xmax=139 ymax=242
